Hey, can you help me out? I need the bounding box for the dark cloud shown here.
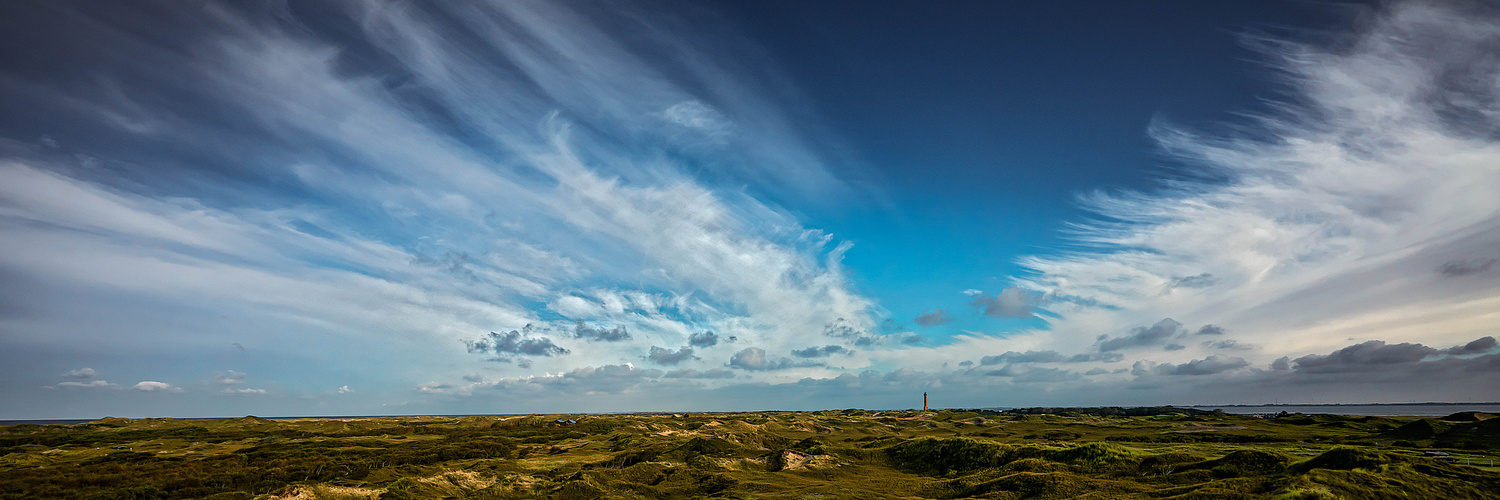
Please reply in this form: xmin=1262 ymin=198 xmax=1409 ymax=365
xmin=1170 ymin=273 xmax=1217 ymax=288
xmin=1271 ymin=356 xmax=1291 ymax=371
xmin=958 ymin=360 xmax=973 ymax=367
xmin=1196 ymin=325 xmax=1226 ymax=335
xmin=573 ymin=321 xmax=630 ymax=342
xmin=687 ymin=331 xmax=719 ymax=347
xmin=1438 ymin=258 xmax=1497 ymax=277
xmin=646 ymin=346 xmax=695 ymax=365
xmin=466 ymin=329 xmax=570 ymax=357
xmin=970 ymin=287 xmax=1041 ymax=319
xmin=728 ymin=347 xmax=821 ymax=371
xmin=979 ymin=350 xmax=1123 ymax=365
xmin=1446 ymin=336 xmax=1497 ymax=355
xmin=1157 ymin=355 xmax=1249 ymax=376
xmin=914 ymin=308 xmax=954 ymax=326
xmin=1164 ymin=343 xmax=1186 ymax=351
xmin=900 ymin=334 xmax=924 ymax=345
xmin=791 ymin=345 xmax=850 ymax=358
xmin=1097 ymin=318 xmax=1183 ymax=352
xmin=663 ymin=368 xmax=736 ymax=379
xmin=852 ymin=336 xmax=881 ymax=347
xmin=1084 ymin=367 xmax=1109 ymax=375
xmin=1292 ymin=340 xmax=1438 ymax=373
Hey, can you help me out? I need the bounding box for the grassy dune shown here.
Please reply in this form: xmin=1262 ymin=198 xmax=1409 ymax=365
xmin=2 ymin=408 xmax=1497 ymax=499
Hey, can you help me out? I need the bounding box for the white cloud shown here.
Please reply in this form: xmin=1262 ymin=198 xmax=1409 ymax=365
xmin=224 ymin=388 xmax=266 ymax=395
xmin=56 ymin=380 xmax=116 ymax=388
xmin=990 ymin=1 xmax=1500 ymax=378
xmin=132 ymin=381 xmax=183 ymax=393
xmin=63 ymin=367 xmax=96 ymax=378
xmin=214 ymin=370 xmax=246 ymax=385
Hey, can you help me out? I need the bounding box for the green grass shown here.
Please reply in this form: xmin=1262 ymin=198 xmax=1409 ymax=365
xmin=0 ymin=410 xmax=1496 ymax=499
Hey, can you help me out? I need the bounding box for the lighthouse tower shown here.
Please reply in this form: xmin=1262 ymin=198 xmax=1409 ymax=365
xmin=923 ymin=392 xmax=928 ymax=411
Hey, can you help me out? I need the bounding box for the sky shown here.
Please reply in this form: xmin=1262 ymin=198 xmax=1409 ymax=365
xmin=1 ymin=0 xmax=1498 ymax=419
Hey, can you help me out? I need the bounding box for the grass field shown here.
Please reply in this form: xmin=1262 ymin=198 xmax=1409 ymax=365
xmin=2 ymin=407 xmax=1496 ymax=499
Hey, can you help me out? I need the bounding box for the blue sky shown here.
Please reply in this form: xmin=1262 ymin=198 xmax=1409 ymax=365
xmin=2 ymin=0 xmax=1499 ymax=419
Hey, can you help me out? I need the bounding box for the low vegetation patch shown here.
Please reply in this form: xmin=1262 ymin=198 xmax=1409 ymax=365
xmin=1 ymin=410 xmax=1496 ymax=499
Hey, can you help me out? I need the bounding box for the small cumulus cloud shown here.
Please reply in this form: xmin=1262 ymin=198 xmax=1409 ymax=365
xmin=728 ymin=347 xmax=821 ymax=371
xmin=337 ymin=385 xmax=352 ymax=394
xmin=914 ymin=308 xmax=954 ymax=326
xmin=970 ymin=288 xmax=1042 ymax=319
xmin=688 ymin=331 xmax=719 ymax=347
xmin=132 ymin=381 xmax=183 ymax=393
xmin=573 ymin=321 xmax=630 ymax=342
xmin=1204 ymin=339 xmax=1252 ymax=351
xmin=646 ymin=346 xmax=696 ymax=365
xmin=466 ymin=328 xmax=570 ymax=357
xmin=1097 ymin=318 xmax=1183 ymax=352
xmin=215 ymin=370 xmax=246 ymax=385
xmin=1195 ymin=325 xmax=1226 ymax=335
xmin=63 ymin=367 xmax=97 ymax=378
xmin=224 ymin=387 xmax=266 ymax=395
xmin=790 ymin=345 xmax=850 ymax=358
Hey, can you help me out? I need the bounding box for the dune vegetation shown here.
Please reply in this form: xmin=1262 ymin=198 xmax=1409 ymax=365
xmin=2 ymin=408 xmax=1497 ymax=499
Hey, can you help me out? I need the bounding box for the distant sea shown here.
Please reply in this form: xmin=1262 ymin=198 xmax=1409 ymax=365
xmin=1187 ymin=403 xmax=1500 ymax=416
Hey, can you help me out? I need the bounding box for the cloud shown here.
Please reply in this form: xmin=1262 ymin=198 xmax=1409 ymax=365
xmin=663 ymin=368 xmax=736 ymax=379
xmin=790 ymin=345 xmax=850 ymax=358
xmin=982 ymin=365 xmax=1081 ymax=383
xmin=663 ymin=101 xmax=729 ymax=134
xmin=1195 ymin=325 xmax=1226 ymax=335
xmin=1005 ymin=0 xmax=1500 ymax=396
xmin=970 ymin=287 xmax=1041 ymax=319
xmin=1168 ymin=273 xmax=1216 ymax=289
xmin=215 ymin=370 xmax=246 ymax=385
xmin=57 ymin=380 xmax=116 ymax=388
xmin=914 ymin=308 xmax=954 ymax=326
xmin=337 ymin=385 xmax=352 ymax=394
xmin=1096 ymin=318 xmax=1183 ymax=352
xmin=728 ymin=347 xmax=820 ymax=371
xmin=687 ymin=331 xmax=719 ymax=347
xmin=1154 ymin=355 xmax=1249 ymax=376
xmin=1447 ymin=336 xmax=1497 ymax=355
xmin=0 ymin=0 xmax=880 ymax=414
xmin=466 ymin=329 xmax=570 ymax=357
xmin=1439 ymin=259 xmax=1497 ymax=277
xmin=1292 ymin=340 xmax=1439 ymax=373
xmin=646 ymin=346 xmax=695 ymax=365
xmin=224 ymin=388 xmax=266 ymax=395
xmin=979 ymin=350 xmax=1123 ymax=365
xmin=1204 ymin=339 xmax=1252 ymax=351
xmin=573 ymin=321 xmax=630 ymax=342
xmin=132 ymin=381 xmax=182 ymax=393
xmin=63 ymin=367 xmax=96 ymax=378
